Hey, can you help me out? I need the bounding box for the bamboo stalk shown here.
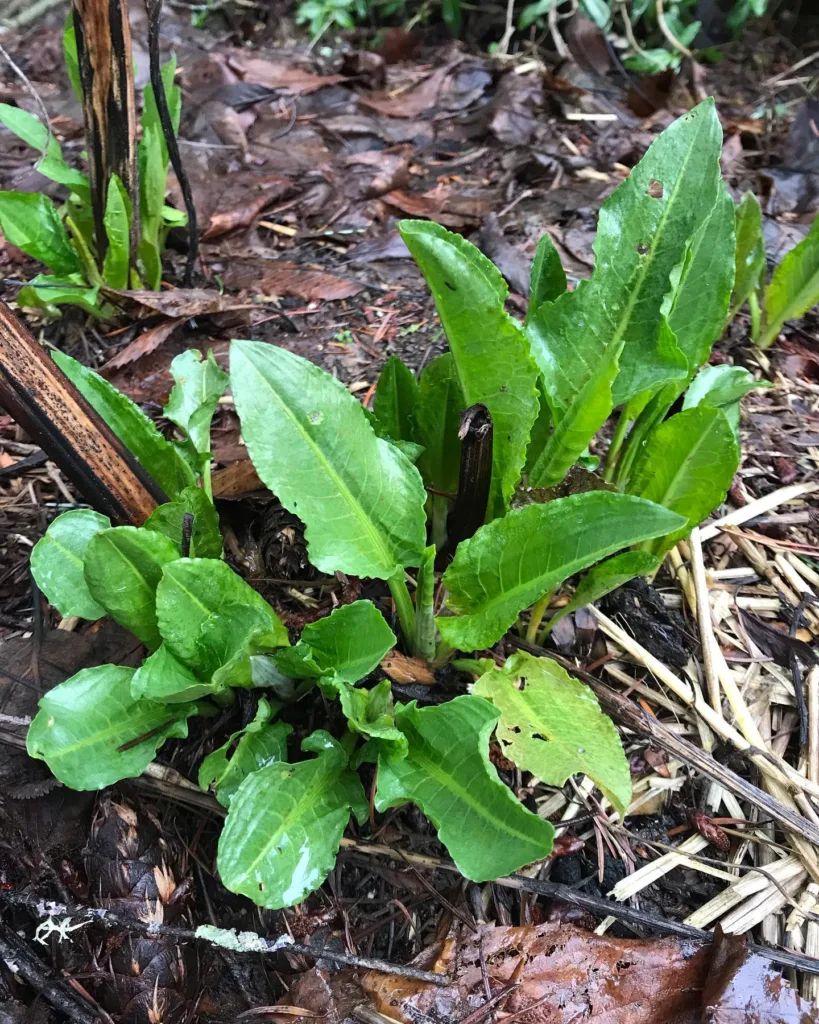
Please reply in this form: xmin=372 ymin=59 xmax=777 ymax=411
xmin=0 ymin=302 xmax=165 ymax=523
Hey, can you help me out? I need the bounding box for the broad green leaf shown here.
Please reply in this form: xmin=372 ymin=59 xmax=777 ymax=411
xmin=17 ymin=274 xmax=102 ymax=316
xmin=473 ymin=652 xmax=631 ymax=818
xmin=414 ymin=352 xmax=464 ymax=547
xmin=438 ymin=492 xmax=686 ymax=651
xmin=519 ymin=0 xmax=558 ymax=31
xmin=144 ymin=486 xmax=222 ymax=559
xmin=165 ymin=349 xmax=229 ymax=456
xmin=230 ymin=341 xmax=427 ymax=579
xmin=102 ymin=175 xmax=131 ymax=289
xmin=546 ymin=550 xmax=659 ymax=632
xmin=527 ymin=100 xmax=724 ymax=410
xmin=415 ymin=353 xmax=464 ymax=492
xmin=141 ymin=56 xmax=181 ymax=171
xmin=415 ymin=544 xmax=437 ymax=662
xmin=63 ymin=15 xmax=82 ymax=102
xmin=624 ymin=49 xmax=679 ymax=74
xmin=196 ymin=603 xmax=282 ymax=689
xmin=683 ymin=363 xmax=769 ymax=436
xmin=31 ymin=509 xmax=110 ymax=619
xmin=399 ymin=220 xmax=539 ymax=517
xmin=526 ymin=233 xmax=566 ymax=322
xmin=138 ymin=123 xmax=166 ymax=289
xmin=580 ymin=0 xmax=611 ymax=28
xmin=218 ymin=731 xmax=367 ymax=908
xmin=629 ymin=406 xmax=739 ymax=555
xmin=53 ymin=350 xmax=196 ymax=499
xmin=131 ymin=643 xmax=217 ymax=703
xmin=731 ymin=192 xmax=766 ymax=319
xmin=84 ymin=527 xmax=180 ymax=647
xmin=199 ymin=698 xmax=291 ymax=807
xmin=0 ymin=104 xmax=90 ymax=201
xmin=156 ymin=558 xmax=288 ymax=672
xmin=274 ymin=601 xmax=395 ymax=683
xmin=665 ymin=188 xmax=735 ymax=373
xmin=527 ymin=334 xmax=623 ymax=488
xmin=760 ymin=215 xmax=819 ymax=348
xmin=27 ymin=665 xmax=193 ymax=789
xmin=322 ymin=677 xmax=407 ymax=762
xmin=0 ymin=192 xmax=79 ymax=276
xmin=522 ymin=378 xmax=552 ymax=477
xmin=376 ymin=696 xmax=555 ymax=880
xmin=373 ymin=355 xmax=419 ymax=443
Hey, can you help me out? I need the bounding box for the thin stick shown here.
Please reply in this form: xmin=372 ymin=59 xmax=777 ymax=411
xmin=145 ymin=0 xmax=199 ymax=285
xmin=655 ymin=0 xmax=693 ymax=59
xmin=699 ymin=483 xmax=819 ymax=542
xmin=690 ymin=527 xmax=723 ymax=717
xmin=0 ymin=892 xmax=448 ymax=986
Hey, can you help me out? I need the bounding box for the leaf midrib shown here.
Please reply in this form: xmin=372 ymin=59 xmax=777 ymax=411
xmin=245 ymin=355 xmax=397 ymax=574
xmin=643 ymin=414 xmax=722 ymax=511
xmin=232 ymin=760 xmax=337 ymax=885
xmin=408 ymin=734 xmax=548 ymax=848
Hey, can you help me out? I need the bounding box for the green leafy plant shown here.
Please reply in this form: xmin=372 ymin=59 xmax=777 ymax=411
xmin=724 ymin=192 xmax=819 ymax=349
xmin=0 ymin=32 xmax=185 ymax=317
xmin=28 ymin=99 xmax=759 ymax=912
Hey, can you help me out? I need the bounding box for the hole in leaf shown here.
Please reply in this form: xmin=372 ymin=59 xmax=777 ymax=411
xmin=308 ymin=410 xmax=324 ymax=425
xmin=444 ymin=281 xmax=456 ymax=290
xmin=646 ymin=178 xmax=663 ymax=199
xmin=636 ymin=243 xmax=649 ymax=256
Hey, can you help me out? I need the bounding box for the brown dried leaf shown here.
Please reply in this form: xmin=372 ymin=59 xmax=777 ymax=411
xmin=360 ymin=60 xmax=461 ymax=118
xmin=380 ymin=650 xmax=435 ymax=685
xmin=102 ymin=317 xmax=185 ymax=371
xmin=103 ymin=288 xmax=255 ymax=318
xmin=232 ymin=55 xmax=346 ymax=96
xmin=255 ymin=263 xmax=364 ymax=301
xmin=383 ymin=186 xmax=495 ymax=228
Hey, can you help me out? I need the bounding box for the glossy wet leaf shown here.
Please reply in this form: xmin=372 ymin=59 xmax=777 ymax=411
xmin=526 ymin=233 xmax=566 ymax=323
xmin=526 ymin=334 xmax=623 ymax=488
xmin=83 ymin=527 xmax=180 ymax=648
xmin=199 ymin=698 xmax=291 ymax=807
xmin=131 ymin=643 xmax=218 ymax=703
xmin=630 ymin=406 xmax=739 ymax=555
xmin=27 ymin=665 xmax=193 ymax=790
xmin=101 ymin=175 xmax=131 ymax=290
xmin=527 ymin=100 xmax=724 ymax=410
xmin=165 ymin=349 xmax=229 ymax=456
xmin=0 ymin=104 xmax=90 ymax=200
xmin=53 ymin=351 xmax=196 ymax=499
xmin=474 ymin=652 xmax=632 ymax=817
xmin=731 ymin=191 xmax=766 ymax=319
xmin=30 ymin=509 xmax=110 ymax=619
xmin=760 ymin=215 xmax=819 ymax=348
xmin=683 ymin=364 xmax=769 ymax=437
xmin=0 ymin=191 xmax=80 ymax=276
xmin=231 ymin=341 xmax=427 ymax=579
xmin=373 ymin=355 xmax=419 ymax=443
xmin=144 ymin=486 xmax=222 ymax=559
xmin=438 ymin=492 xmax=686 ymax=651
xmin=665 ymin=188 xmax=735 ymax=374
xmin=323 ymin=677 xmax=407 ymax=762
xmin=274 ymin=600 xmax=395 ymax=683
xmin=157 ymin=558 xmax=287 ymax=674
xmin=218 ymin=731 xmax=367 ymax=908
xmin=376 ymin=696 xmax=555 ymax=880
xmin=399 ymin=220 xmax=539 ymax=517
xmin=17 ymin=274 xmax=102 ymax=316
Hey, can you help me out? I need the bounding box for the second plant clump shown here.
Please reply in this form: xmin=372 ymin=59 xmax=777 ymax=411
xmin=28 ymin=98 xmax=762 ymax=909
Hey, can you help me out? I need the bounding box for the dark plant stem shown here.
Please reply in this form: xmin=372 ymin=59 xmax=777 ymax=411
xmin=437 ymin=403 xmax=493 ymax=566
xmin=145 ymin=0 xmax=199 ymax=286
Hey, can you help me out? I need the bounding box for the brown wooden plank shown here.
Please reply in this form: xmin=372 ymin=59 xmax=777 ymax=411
xmin=0 ymin=301 xmax=165 ymax=524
